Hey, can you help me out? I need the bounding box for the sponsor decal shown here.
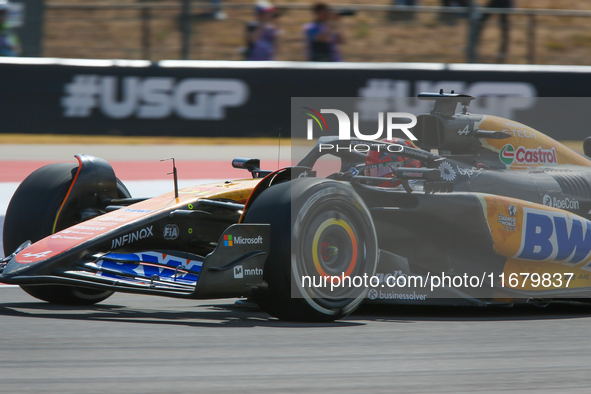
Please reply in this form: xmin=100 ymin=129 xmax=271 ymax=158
xmin=233 ymin=265 xmax=243 ymax=278
xmin=502 ymin=128 xmax=537 ymax=139
xmin=438 ymin=161 xmax=456 ymax=182
xmin=376 ymin=290 xmax=427 ymax=301
xmin=542 ymin=195 xmax=579 ymax=210
xmin=516 ymin=208 xmax=591 ymax=264
xmin=61 ymin=229 xmax=94 ymax=235
xmin=111 ymin=226 xmax=154 ymax=249
xmin=500 ymin=144 xmax=557 ymax=166
xmin=499 ymin=144 xmax=515 ymax=165
xmin=122 ymin=208 xmax=153 ymax=213
xmin=233 ymin=265 xmax=263 ymax=279
xmin=456 ymin=165 xmax=484 ymax=178
xmin=498 ymin=205 xmax=517 ymax=232
xmin=97 ymin=251 xmax=202 ymax=283
xmin=234 ymin=235 xmax=263 ymax=245
xmin=21 ymin=251 xmax=52 ymax=260
xmin=62 ymin=75 xmax=249 ymax=120
xmin=404 ymin=146 xmax=430 ymax=159
xmin=224 ymin=235 xmax=263 ymax=246
xmin=298 ymin=171 xmax=309 ymax=178
xmin=368 ymin=289 xmax=378 ymax=299
xmin=402 ymin=171 xmax=422 ymax=178
xmin=51 ymin=235 xmax=83 ymax=240
xmin=163 ymin=224 xmax=179 ymax=240
xmin=95 ymin=217 xmax=126 ymax=222
xmin=456 ymin=165 xmax=482 ymax=177
xmin=508 ymin=204 xmax=517 ymax=217
xmin=458 ymin=125 xmax=470 ymax=136
xmin=348 ymin=167 xmax=359 ymax=176
xmin=74 ymin=225 xmax=107 ymax=231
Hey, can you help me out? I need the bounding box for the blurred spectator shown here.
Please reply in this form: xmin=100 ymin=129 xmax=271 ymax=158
xmin=0 ymin=1 xmax=19 ymax=57
xmin=439 ymin=0 xmax=468 ymax=26
xmin=245 ymin=1 xmax=280 ymax=61
xmin=304 ymin=3 xmax=344 ymax=62
xmin=476 ymin=0 xmax=513 ymax=63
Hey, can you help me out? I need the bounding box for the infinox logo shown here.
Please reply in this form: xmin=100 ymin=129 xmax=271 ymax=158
xmin=303 ymin=107 xmax=417 ymax=141
xmin=516 ymin=208 xmax=591 ymax=265
xmin=500 ymin=144 xmax=557 ymax=166
xmin=111 ymin=226 xmax=153 ymax=249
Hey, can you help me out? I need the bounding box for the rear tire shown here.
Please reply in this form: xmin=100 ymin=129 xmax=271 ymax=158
xmin=243 ymin=178 xmax=378 ymax=322
xmin=3 ymin=163 xmax=130 ymax=305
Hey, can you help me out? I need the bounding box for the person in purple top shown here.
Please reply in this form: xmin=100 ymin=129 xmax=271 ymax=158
xmin=303 ymin=3 xmax=344 ymax=62
xmin=245 ymin=1 xmax=280 ymax=61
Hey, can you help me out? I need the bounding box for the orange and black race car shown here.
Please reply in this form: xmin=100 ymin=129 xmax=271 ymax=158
xmin=4 ymin=92 xmax=591 ymax=322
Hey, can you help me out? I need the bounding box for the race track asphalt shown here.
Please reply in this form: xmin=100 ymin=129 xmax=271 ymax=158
xmin=2 ymin=288 xmax=591 ymax=393
xmin=3 ymin=144 xmax=591 ymax=393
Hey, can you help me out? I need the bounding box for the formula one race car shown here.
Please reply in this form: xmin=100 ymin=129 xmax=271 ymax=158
xmin=3 ymin=92 xmax=591 ymax=322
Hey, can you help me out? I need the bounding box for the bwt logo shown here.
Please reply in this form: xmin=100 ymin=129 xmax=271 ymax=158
xmin=303 ymin=107 xmax=418 ymax=141
xmin=516 ymin=208 xmax=591 ymax=264
xmin=61 ymin=75 xmax=249 ymax=120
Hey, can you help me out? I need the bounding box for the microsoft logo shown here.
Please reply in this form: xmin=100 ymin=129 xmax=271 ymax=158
xmin=223 ymin=234 xmax=263 ymax=246
xmin=224 ymin=234 xmax=233 ymax=246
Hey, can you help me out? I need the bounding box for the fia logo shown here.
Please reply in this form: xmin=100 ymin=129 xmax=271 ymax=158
xmin=163 ymin=224 xmax=179 ymax=240
xmin=233 ymin=265 xmax=243 ymax=279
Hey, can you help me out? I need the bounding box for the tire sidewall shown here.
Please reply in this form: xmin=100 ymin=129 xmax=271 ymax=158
xmin=244 ymin=177 xmax=378 ymax=321
xmin=290 ymin=180 xmax=378 ymax=318
xmin=3 ymin=164 xmax=130 ymax=305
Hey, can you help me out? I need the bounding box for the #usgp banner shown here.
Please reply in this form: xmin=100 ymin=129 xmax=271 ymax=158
xmin=0 ymin=58 xmax=590 ymax=139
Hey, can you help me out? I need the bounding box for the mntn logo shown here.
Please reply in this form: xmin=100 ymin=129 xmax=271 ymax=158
xmin=224 ymin=234 xmax=233 ymax=246
xmin=234 ymin=265 xmax=243 ymax=279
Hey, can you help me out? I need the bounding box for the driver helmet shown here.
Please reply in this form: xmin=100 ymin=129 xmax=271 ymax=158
xmin=365 ymin=138 xmax=422 ymax=186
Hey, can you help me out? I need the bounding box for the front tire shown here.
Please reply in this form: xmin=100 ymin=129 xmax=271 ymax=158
xmin=3 ymin=163 xmax=130 ymax=305
xmin=243 ymin=178 xmax=378 ymax=322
